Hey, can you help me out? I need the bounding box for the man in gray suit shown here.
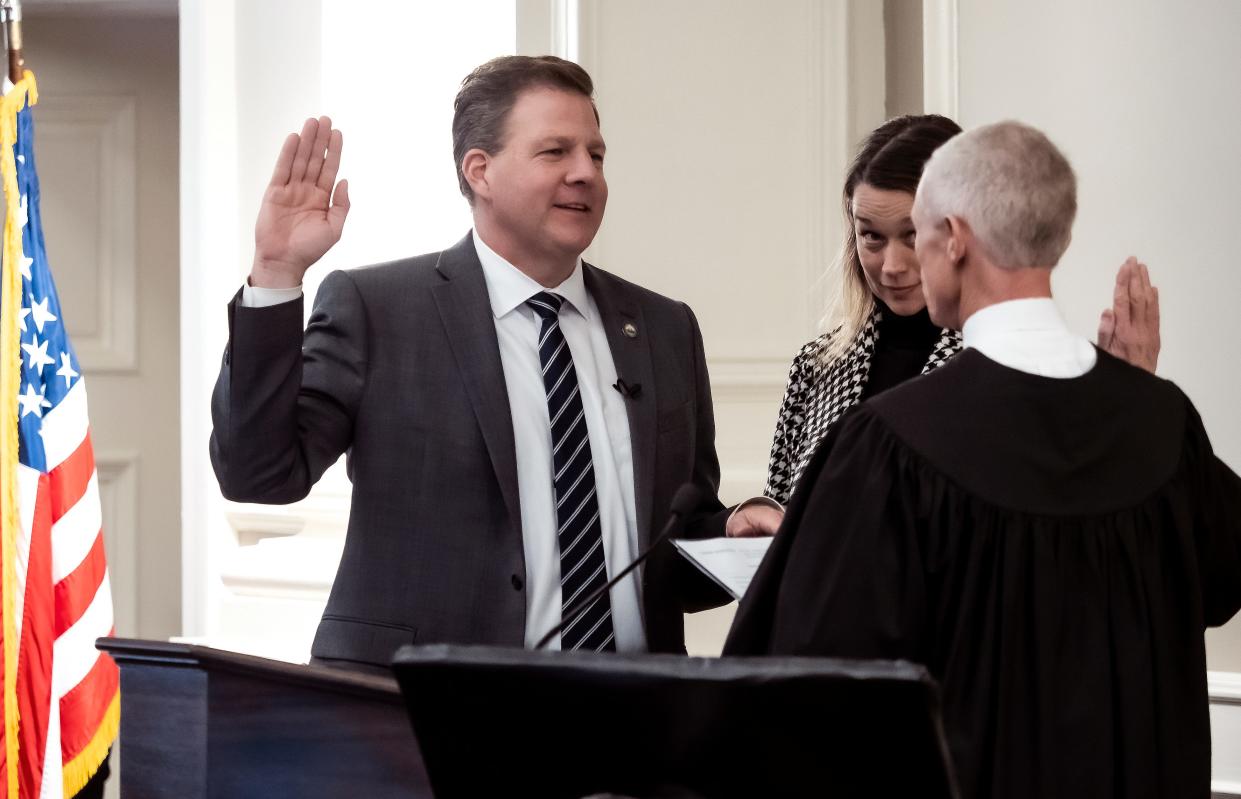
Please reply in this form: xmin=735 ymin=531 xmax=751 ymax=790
xmin=210 ymin=56 xmax=781 ymax=672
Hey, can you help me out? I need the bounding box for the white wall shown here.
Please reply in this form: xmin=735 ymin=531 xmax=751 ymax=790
xmin=573 ymin=0 xmax=885 ymax=652
xmin=577 ymin=0 xmax=884 ymax=504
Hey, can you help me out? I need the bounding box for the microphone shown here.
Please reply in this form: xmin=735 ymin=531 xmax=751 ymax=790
xmin=612 ymin=377 xmax=642 ymax=399
xmin=536 ymin=483 xmax=703 ymax=650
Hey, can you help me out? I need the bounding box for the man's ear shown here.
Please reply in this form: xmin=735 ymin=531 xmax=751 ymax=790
xmin=944 ymin=215 xmax=971 ymax=270
xmin=462 ymin=148 xmax=490 ymax=201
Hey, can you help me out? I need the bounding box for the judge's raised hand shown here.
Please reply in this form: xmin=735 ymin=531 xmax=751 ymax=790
xmin=250 ymin=116 xmax=351 ymax=289
xmin=1097 ymin=256 xmax=1160 ymax=373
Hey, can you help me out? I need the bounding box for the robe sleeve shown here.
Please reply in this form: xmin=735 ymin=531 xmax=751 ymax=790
xmin=1184 ymin=400 xmax=1241 ymax=627
xmin=724 ymin=407 xmax=929 ymax=661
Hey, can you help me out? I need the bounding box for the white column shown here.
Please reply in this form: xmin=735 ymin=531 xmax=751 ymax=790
xmin=179 ymin=0 xmax=242 ymax=641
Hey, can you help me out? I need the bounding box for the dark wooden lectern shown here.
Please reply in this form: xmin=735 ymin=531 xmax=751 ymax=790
xmin=102 ymin=638 xmax=957 ymax=798
xmin=97 ymin=638 xmax=431 ymax=798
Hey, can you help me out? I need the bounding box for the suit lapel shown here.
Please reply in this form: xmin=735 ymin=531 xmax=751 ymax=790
xmin=431 ymin=234 xmax=522 ymax=537
xmin=584 ymin=265 xmax=658 ymax=548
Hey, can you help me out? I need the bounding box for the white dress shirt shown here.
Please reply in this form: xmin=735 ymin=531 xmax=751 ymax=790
xmin=241 ymin=281 xmax=302 ymax=308
xmin=471 ymin=232 xmax=644 ymax=652
xmin=961 ymin=297 xmax=1097 ymax=377
xmin=240 ymin=233 xmax=646 ymax=652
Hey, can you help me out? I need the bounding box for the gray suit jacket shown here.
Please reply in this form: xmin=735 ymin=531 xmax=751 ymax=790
xmin=210 ymin=233 xmax=731 ymax=668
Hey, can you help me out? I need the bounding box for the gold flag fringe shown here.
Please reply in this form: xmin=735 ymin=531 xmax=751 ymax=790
xmin=0 ymin=68 xmax=37 ymax=799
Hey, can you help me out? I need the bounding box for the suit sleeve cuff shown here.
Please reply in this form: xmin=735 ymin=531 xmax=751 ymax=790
xmin=241 ymin=280 xmax=303 ymax=308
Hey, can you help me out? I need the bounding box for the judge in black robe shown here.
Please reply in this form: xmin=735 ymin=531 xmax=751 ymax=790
xmin=725 ymin=121 xmax=1241 ymax=799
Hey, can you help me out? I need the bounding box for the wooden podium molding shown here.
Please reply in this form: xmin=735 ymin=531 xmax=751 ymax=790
xmin=98 ymin=638 xmax=431 ymax=798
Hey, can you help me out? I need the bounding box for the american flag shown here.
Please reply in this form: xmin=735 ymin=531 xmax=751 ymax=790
xmin=0 ymin=74 xmax=118 ymax=799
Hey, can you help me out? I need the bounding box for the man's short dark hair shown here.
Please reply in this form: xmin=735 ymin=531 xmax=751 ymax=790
xmin=452 ymin=55 xmax=598 ymax=204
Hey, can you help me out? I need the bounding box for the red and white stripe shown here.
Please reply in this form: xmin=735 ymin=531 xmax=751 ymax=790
xmin=13 ymin=380 xmax=117 ymax=799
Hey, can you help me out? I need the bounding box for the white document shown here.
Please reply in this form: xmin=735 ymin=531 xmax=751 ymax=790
xmin=672 ymin=537 xmax=774 ymax=601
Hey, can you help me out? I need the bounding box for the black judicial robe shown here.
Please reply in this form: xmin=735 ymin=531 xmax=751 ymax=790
xmin=725 ymin=348 xmax=1241 ymax=799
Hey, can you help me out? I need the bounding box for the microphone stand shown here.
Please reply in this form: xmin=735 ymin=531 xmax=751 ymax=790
xmin=536 ymin=483 xmax=701 ymax=650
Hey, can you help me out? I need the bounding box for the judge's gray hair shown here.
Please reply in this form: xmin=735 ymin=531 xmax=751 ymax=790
xmin=917 ymin=121 xmax=1077 ymax=269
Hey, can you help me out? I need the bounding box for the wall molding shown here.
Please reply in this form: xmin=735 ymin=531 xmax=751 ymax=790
xmin=96 ymin=450 xmax=138 ymax=637
xmin=922 ymin=0 xmax=960 ymax=119
xmin=708 ymin=356 xmax=791 ymax=401
xmin=219 ymin=515 xmax=344 ymax=601
xmin=224 ymin=495 xmax=350 ymax=548
xmin=219 ymin=534 xmax=341 ymax=600
xmin=36 ymin=94 xmax=138 ymax=373
xmin=1212 ymin=671 xmax=1241 ymax=703
xmin=552 ymin=0 xmax=581 ymax=63
xmin=804 ymin=0 xmax=836 ymax=343
xmin=1211 ymin=670 xmax=1241 ymax=797
xmin=807 ymin=0 xmax=886 ymax=341
xmin=220 ymin=470 xmax=352 ymax=605
xmin=516 ymin=0 xmax=580 ymax=60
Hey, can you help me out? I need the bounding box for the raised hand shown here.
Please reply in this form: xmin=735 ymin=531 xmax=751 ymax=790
xmin=250 ymin=116 xmax=351 ymax=288
xmin=1097 ymin=256 xmax=1160 ymax=373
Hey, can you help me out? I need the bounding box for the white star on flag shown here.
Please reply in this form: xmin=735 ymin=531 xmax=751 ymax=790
xmin=17 ymin=304 xmax=29 ymax=332
xmin=29 ymin=295 xmax=57 ymax=333
xmin=17 ymin=383 xmax=51 ymax=418
xmin=20 ymin=333 xmax=55 ymax=372
xmin=55 ymin=352 xmax=78 ymax=388
xmin=19 ymin=254 xmax=32 ymax=281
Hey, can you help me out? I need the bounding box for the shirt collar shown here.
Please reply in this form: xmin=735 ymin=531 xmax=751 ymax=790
xmin=961 ymin=297 xmax=1069 ymax=349
xmin=472 ymin=229 xmax=591 ymax=321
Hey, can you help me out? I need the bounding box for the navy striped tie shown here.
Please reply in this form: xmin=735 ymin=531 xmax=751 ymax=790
xmin=526 ymin=292 xmax=616 ymax=652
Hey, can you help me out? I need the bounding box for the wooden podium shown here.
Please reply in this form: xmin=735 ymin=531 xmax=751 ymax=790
xmin=393 ymin=644 xmax=958 ymax=798
xmin=102 ymin=638 xmax=957 ymax=798
xmin=98 ymin=638 xmax=431 ymax=798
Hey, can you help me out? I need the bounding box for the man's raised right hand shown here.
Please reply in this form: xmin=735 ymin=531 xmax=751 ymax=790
xmin=250 ymin=116 xmax=351 ymax=288
xmin=1097 ymin=256 xmax=1160 ymax=374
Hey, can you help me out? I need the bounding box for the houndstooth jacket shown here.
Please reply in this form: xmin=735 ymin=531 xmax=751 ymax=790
xmin=763 ymin=307 xmax=962 ymax=505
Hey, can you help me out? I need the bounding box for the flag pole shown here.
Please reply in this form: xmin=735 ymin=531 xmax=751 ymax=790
xmin=0 ymin=4 xmax=22 ymax=795
xmin=0 ymin=0 xmax=22 ymax=85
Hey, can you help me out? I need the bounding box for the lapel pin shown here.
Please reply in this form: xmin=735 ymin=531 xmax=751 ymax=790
xmin=622 ymin=322 xmax=638 ymax=339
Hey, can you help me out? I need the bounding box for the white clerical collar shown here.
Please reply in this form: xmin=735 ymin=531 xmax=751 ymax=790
xmin=472 ymin=229 xmax=591 ymax=322
xmin=961 ymin=297 xmax=1097 ymax=378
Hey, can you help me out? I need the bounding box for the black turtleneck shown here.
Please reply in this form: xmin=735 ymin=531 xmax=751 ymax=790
xmin=860 ymin=300 xmax=941 ymax=400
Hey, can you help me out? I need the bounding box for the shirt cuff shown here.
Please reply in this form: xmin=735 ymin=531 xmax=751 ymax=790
xmin=241 ymin=281 xmax=303 ymax=308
